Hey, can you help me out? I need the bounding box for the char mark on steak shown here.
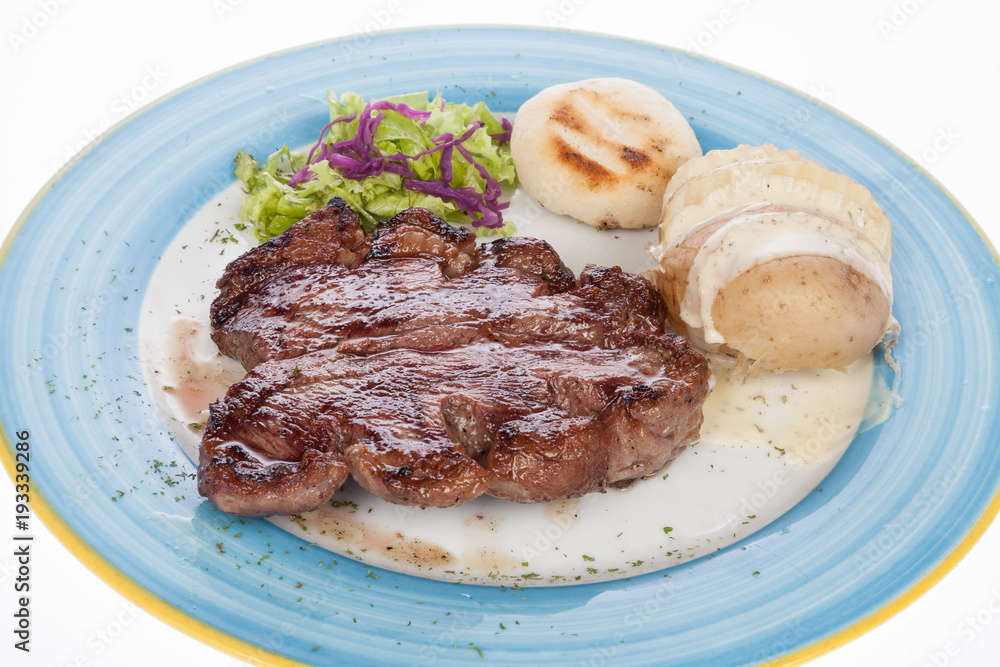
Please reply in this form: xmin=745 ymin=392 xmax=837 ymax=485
xmin=198 ymin=200 xmax=709 ymax=515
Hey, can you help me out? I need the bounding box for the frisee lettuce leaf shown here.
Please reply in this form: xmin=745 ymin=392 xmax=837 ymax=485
xmin=234 ymin=91 xmax=517 ymax=241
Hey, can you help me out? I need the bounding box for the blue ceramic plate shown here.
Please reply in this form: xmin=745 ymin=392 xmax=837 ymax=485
xmin=1 ymin=27 xmax=999 ymax=666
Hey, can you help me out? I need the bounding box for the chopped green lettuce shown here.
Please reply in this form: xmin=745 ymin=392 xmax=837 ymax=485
xmin=234 ymin=91 xmax=517 ymax=241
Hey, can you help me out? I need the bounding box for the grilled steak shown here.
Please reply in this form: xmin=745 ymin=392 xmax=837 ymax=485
xmin=198 ymin=200 xmax=709 ymax=516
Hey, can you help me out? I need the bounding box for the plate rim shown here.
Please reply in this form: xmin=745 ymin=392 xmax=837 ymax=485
xmin=2 ymin=24 xmax=999 ymax=666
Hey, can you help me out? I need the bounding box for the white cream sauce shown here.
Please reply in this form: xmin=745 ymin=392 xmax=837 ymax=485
xmin=702 ymin=356 xmax=872 ymax=465
xmin=138 ymin=182 xmax=880 ymax=586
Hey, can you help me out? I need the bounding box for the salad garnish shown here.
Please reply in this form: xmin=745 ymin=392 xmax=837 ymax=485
xmin=234 ymin=91 xmax=516 ymax=240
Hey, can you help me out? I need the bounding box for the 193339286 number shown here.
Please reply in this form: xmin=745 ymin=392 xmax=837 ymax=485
xmin=13 ymin=430 xmax=30 ymax=517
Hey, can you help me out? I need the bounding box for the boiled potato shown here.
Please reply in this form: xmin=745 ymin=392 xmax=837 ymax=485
xmin=511 ymin=77 xmax=702 ymax=229
xmin=711 ymin=255 xmax=892 ymax=373
xmin=651 ymin=192 xmax=896 ymax=373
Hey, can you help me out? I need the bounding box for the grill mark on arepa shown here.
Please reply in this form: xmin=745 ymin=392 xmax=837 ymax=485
xmin=620 ymin=146 xmax=651 ymax=168
xmin=550 ymin=102 xmax=589 ymax=133
xmin=546 ymin=97 xmax=661 ymax=185
xmin=551 ymin=134 xmax=617 ymax=188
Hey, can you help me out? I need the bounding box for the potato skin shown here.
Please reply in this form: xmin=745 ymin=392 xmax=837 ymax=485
xmin=711 ymin=256 xmax=892 ymax=373
xmin=653 ymin=219 xmax=723 ymax=340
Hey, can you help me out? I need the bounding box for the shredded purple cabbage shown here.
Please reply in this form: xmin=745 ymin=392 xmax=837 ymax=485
xmin=288 ymin=99 xmax=511 ymax=228
xmin=491 ymin=117 xmax=514 ymax=145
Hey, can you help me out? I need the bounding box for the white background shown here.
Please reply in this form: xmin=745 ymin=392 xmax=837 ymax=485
xmin=1 ymin=1 xmax=998 ymax=665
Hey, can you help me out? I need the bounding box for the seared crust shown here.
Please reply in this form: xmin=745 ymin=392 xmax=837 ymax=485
xmin=484 ymin=338 xmax=707 ymax=502
xmin=198 ymin=201 xmax=710 ymax=514
xmin=211 ymin=218 xmax=654 ymax=370
xmin=199 ymin=339 xmax=706 ymax=509
xmin=367 ymin=205 xmax=479 ymax=278
xmin=476 ymin=236 xmax=576 ymax=294
xmin=196 ymin=442 xmax=349 ymax=518
xmin=210 ymin=198 xmax=368 ymax=330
